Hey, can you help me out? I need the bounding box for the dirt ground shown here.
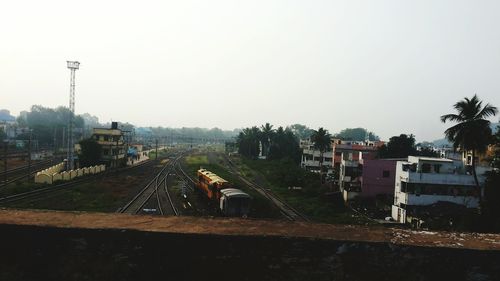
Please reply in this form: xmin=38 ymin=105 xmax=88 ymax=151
xmin=0 ymin=209 xmax=498 ymax=251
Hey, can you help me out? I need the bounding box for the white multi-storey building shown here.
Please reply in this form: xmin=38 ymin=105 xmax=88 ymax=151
xmin=392 ymin=156 xmax=484 ymax=224
xmin=300 ymin=139 xmax=333 ymax=173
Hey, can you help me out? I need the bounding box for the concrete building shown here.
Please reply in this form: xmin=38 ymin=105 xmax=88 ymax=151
xmin=300 ymin=139 xmax=333 ymax=173
xmin=92 ymin=122 xmax=126 ymax=168
xmin=332 ymin=139 xmax=384 ymax=171
xmin=339 ymin=151 xmax=398 ymax=202
xmin=391 ymin=156 xmax=484 ymax=224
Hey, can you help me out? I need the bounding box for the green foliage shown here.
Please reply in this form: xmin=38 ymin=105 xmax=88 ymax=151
xmin=310 ymin=128 xmax=331 ymax=177
xmin=236 ymin=126 xmax=261 ymax=158
xmin=441 ymin=94 xmax=497 ymax=153
xmin=334 ymin=127 xmax=380 ymax=141
xmin=16 ymin=105 xmax=88 ymax=146
xmin=310 ymin=127 xmax=331 ymax=153
xmin=147 ymin=126 xmax=238 ymax=143
xmin=78 ymin=138 xmax=102 ymax=167
xmin=288 ymin=124 xmax=314 ymax=140
xmin=417 ymin=147 xmax=440 ymax=157
xmin=441 ymin=94 xmax=498 ymax=200
xmin=236 ymin=124 xmax=301 ymax=163
xmin=268 ymin=127 xmax=301 ymax=163
xmin=378 ymin=134 xmax=417 ymax=158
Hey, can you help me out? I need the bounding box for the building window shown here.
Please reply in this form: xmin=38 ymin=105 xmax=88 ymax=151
xmin=104 ymin=136 xmax=109 ymax=141
xmin=382 ymin=170 xmax=390 ymax=178
xmin=434 ymin=164 xmax=441 ymax=173
xmin=421 ymin=163 xmax=431 ymax=173
xmin=103 ymin=149 xmax=109 ymax=155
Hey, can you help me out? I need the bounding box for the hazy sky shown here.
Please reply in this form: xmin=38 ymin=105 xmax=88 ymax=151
xmin=2 ymin=0 xmax=499 ymax=141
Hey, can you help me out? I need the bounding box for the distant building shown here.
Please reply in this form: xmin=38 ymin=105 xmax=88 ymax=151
xmin=391 ymin=156 xmax=486 ymax=224
xmin=92 ymin=122 xmax=126 ymax=168
xmin=300 ymin=139 xmax=333 ymax=173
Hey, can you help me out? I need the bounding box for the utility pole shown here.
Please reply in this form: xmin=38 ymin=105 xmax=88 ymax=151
xmin=66 ymin=61 xmax=80 ymax=171
xmin=28 ymin=129 xmax=32 ymax=179
xmin=3 ymin=141 xmax=7 ymax=184
xmin=155 ymin=139 xmax=158 ymax=160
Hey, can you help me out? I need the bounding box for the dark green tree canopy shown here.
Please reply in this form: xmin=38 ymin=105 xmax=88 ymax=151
xmin=441 ymin=94 xmax=498 ymax=201
xmin=78 ymin=138 xmax=102 ymax=167
xmin=441 ymin=94 xmax=497 ymax=153
xmin=378 ymin=134 xmax=418 ymax=159
xmin=334 ymin=128 xmax=380 ymax=141
xmin=236 ymin=123 xmax=301 ymax=163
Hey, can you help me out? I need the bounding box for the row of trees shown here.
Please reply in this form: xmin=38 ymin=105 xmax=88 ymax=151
xmin=236 ymin=123 xmax=302 ymax=163
xmin=377 ymin=134 xmax=439 ymax=159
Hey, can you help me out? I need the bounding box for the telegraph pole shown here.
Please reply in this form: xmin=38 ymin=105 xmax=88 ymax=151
xmin=2 ymin=141 xmax=7 ymax=184
xmin=155 ymin=139 xmax=158 ymax=160
xmin=28 ymin=129 xmax=32 ymax=179
xmin=66 ymin=61 xmax=80 ymax=171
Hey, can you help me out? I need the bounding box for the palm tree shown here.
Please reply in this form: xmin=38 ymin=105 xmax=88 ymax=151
xmin=441 ymin=94 xmax=498 ymax=203
xmin=310 ymin=127 xmax=331 ymax=182
xmin=260 ymin=123 xmax=274 ymax=158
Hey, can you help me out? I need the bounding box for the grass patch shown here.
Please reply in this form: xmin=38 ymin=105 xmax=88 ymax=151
xmin=239 ymin=157 xmax=373 ymax=225
xmin=0 ymin=181 xmax=48 ymax=197
xmin=185 ymin=155 xmax=209 ymax=166
xmin=7 ymin=181 xmax=126 ymax=212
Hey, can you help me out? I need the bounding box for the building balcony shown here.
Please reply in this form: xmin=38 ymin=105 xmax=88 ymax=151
xmin=395 ymin=191 xmax=479 ymax=208
xmin=301 ymin=160 xmax=333 ymax=168
xmin=97 ymin=141 xmax=125 ymax=146
xmin=101 ymin=154 xmax=126 ymax=160
xmin=302 ymin=149 xmax=332 ymax=157
xmin=399 ymin=170 xmax=477 ymax=186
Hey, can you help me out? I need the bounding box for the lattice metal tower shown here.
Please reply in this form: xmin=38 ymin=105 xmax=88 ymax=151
xmin=66 ymin=61 xmax=80 ymax=171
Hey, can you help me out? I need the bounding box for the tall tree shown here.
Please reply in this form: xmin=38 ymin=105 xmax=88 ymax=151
xmin=441 ymin=94 xmax=498 ymax=203
xmin=334 ymin=128 xmax=380 ymax=141
xmin=260 ymin=123 xmax=274 ymax=157
xmin=78 ymin=138 xmax=102 ymax=167
xmin=310 ymin=127 xmax=331 ymax=181
xmin=378 ymin=134 xmax=418 ymax=159
xmin=288 ymin=124 xmax=314 ymax=140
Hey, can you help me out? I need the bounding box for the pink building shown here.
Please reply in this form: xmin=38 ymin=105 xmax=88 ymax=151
xmin=339 ymin=154 xmax=400 ymax=201
xmin=359 ymin=159 xmax=398 ymax=197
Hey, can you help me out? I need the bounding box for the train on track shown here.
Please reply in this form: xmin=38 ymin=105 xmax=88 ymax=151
xmin=197 ymin=169 xmax=251 ymax=217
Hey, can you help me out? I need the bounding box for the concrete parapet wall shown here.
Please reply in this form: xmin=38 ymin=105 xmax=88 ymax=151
xmin=0 ymin=210 xmax=498 ymax=281
xmin=34 ymin=164 xmax=105 ymax=184
xmin=52 ymin=173 xmax=62 ymax=182
xmin=34 ymin=173 xmax=52 ymax=184
xmin=61 ymin=171 xmax=70 ymax=181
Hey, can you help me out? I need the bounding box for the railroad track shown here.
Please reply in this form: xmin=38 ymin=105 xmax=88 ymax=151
xmin=118 ymin=157 xmax=180 ymax=215
xmin=0 ymin=159 xmax=56 ymax=188
xmin=156 ymin=172 xmax=179 ymax=216
xmin=223 ymin=155 xmax=309 ymax=222
xmin=0 ymin=159 xmax=154 ymax=205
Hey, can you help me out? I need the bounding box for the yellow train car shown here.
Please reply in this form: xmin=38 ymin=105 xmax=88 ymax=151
xmin=196 ymin=169 xmax=251 ymax=217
